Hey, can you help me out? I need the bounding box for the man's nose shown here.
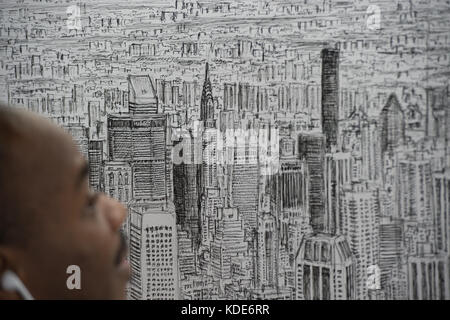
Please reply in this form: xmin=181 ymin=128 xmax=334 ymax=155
xmin=100 ymin=194 xmax=127 ymax=232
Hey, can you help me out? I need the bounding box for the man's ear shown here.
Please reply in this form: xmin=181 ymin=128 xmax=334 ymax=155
xmin=0 ymin=248 xmax=23 ymax=300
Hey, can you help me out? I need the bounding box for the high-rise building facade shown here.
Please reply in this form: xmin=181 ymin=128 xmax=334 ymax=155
xmin=298 ymin=133 xmax=326 ymax=232
xmin=340 ymin=183 xmax=380 ymax=299
xmin=108 ymin=114 xmax=168 ymax=201
xmin=321 ymin=48 xmax=339 ymax=152
xmin=408 ymin=255 xmax=450 ymax=300
xmin=379 ymin=93 xmax=405 ymax=155
xmin=295 ymin=233 xmax=355 ymax=300
xmin=128 ymin=201 xmax=179 ymax=300
xmin=128 ymin=75 xmax=158 ymax=114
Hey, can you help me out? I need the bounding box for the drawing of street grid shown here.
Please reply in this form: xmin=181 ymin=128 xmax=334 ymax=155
xmin=1 ymin=0 xmax=449 ymax=300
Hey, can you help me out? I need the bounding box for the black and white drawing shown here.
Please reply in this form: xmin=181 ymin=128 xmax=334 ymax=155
xmin=1 ymin=0 xmax=449 ymax=300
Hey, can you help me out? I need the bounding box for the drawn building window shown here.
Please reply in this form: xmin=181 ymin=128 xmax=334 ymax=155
xmin=321 ymin=242 xmax=330 ymax=263
xmin=313 ymin=242 xmax=320 ymax=261
xmin=108 ymin=172 xmax=114 ymax=186
xmin=304 ymin=240 xmax=312 ymax=260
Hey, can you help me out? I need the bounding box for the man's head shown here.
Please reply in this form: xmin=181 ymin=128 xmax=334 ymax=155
xmin=0 ymin=105 xmax=130 ymax=299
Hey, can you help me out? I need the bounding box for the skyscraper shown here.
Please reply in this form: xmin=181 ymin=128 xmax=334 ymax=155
xmin=397 ymin=159 xmax=433 ymax=220
xmin=294 ymin=233 xmax=355 ymax=300
xmin=408 ymin=255 xmax=450 ymax=300
xmin=276 ymin=138 xmax=310 ymax=257
xmin=200 ymin=63 xmax=215 ymax=125
xmin=128 ymin=75 xmax=158 ymax=114
xmin=173 ymin=130 xmax=202 ymax=248
xmin=128 ymin=201 xmax=179 ymax=300
xmin=210 ymin=207 xmax=248 ymax=280
xmin=325 ymin=152 xmax=352 ymax=235
xmin=108 ymin=76 xmax=169 ymax=202
xmin=88 ymin=140 xmax=103 ymax=192
xmin=321 ymin=48 xmax=339 ymax=152
xmin=298 ymin=133 xmax=326 ymax=232
xmin=108 ymin=113 xmax=168 ymax=201
xmin=379 ymin=93 xmax=405 ymax=155
xmin=340 ymin=183 xmax=380 ymax=299
xmin=256 ymin=212 xmax=278 ymax=288
xmin=433 ymin=170 xmax=450 ymax=254
xmin=379 ymin=217 xmax=403 ymax=294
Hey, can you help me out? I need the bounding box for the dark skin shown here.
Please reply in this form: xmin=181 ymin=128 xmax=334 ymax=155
xmin=0 ymin=108 xmax=130 ymax=299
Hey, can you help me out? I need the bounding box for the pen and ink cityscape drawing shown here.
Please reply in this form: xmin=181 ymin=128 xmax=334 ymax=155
xmin=0 ymin=0 xmax=449 ymax=300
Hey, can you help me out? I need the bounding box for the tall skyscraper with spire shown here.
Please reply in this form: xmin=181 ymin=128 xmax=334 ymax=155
xmin=200 ymin=62 xmax=215 ymax=126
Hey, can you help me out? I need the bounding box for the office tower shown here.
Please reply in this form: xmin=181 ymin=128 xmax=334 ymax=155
xmin=173 ymin=131 xmax=202 ymax=248
xmin=325 ymin=152 xmax=352 ymax=235
xmin=72 ymin=84 xmax=84 ymax=114
xmin=108 ymin=113 xmax=168 ymax=201
xmin=379 ymin=93 xmax=405 ymax=155
xmin=202 ymin=125 xmax=218 ymax=189
xmin=321 ymin=48 xmax=339 ymax=152
xmin=128 ymin=75 xmax=158 ymax=114
xmin=198 ymin=64 xmax=218 ymax=249
xmin=408 ymin=255 xmax=450 ymax=300
xmin=155 ymin=79 xmax=173 ymax=108
xmin=379 ymin=217 xmax=403 ymax=292
xmin=397 ymin=159 xmax=433 ymax=220
xmin=223 ymin=82 xmax=238 ymax=111
xmin=103 ymin=161 xmax=132 ymax=238
xmin=210 ymin=207 xmax=248 ymax=280
xmin=238 ymin=83 xmax=258 ymax=113
xmin=182 ymin=80 xmax=199 ymax=121
xmin=340 ymin=183 xmax=380 ymax=299
xmin=295 ymin=233 xmax=355 ymax=300
xmin=306 ymin=83 xmax=321 ymax=116
xmin=425 ymin=86 xmax=448 ymax=138
xmin=178 ymin=228 xmax=197 ymax=279
xmin=103 ymin=161 xmax=132 ymax=205
xmin=231 ymin=134 xmax=259 ymax=231
xmin=433 ymin=171 xmax=450 ymax=254
xmin=289 ymin=83 xmax=307 ymax=114
xmin=276 ymin=138 xmax=310 ymax=256
xmin=88 ymin=101 xmax=102 ymax=129
xmin=256 ymin=212 xmax=278 ymax=288
xmin=200 ymin=187 xmax=223 ymax=246
xmin=200 ymin=64 xmax=218 ymax=189
xmin=108 ymin=75 xmax=168 ymax=203
xmin=128 ymin=201 xmax=179 ymax=300
xmin=200 ymin=63 xmax=215 ymax=124
xmin=361 ymin=118 xmax=382 ymax=181
xmin=88 ymin=140 xmax=103 ymax=191
xmin=298 ymin=133 xmax=326 ymax=232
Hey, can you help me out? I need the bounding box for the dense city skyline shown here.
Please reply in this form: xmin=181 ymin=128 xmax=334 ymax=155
xmin=0 ymin=0 xmax=449 ymax=300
